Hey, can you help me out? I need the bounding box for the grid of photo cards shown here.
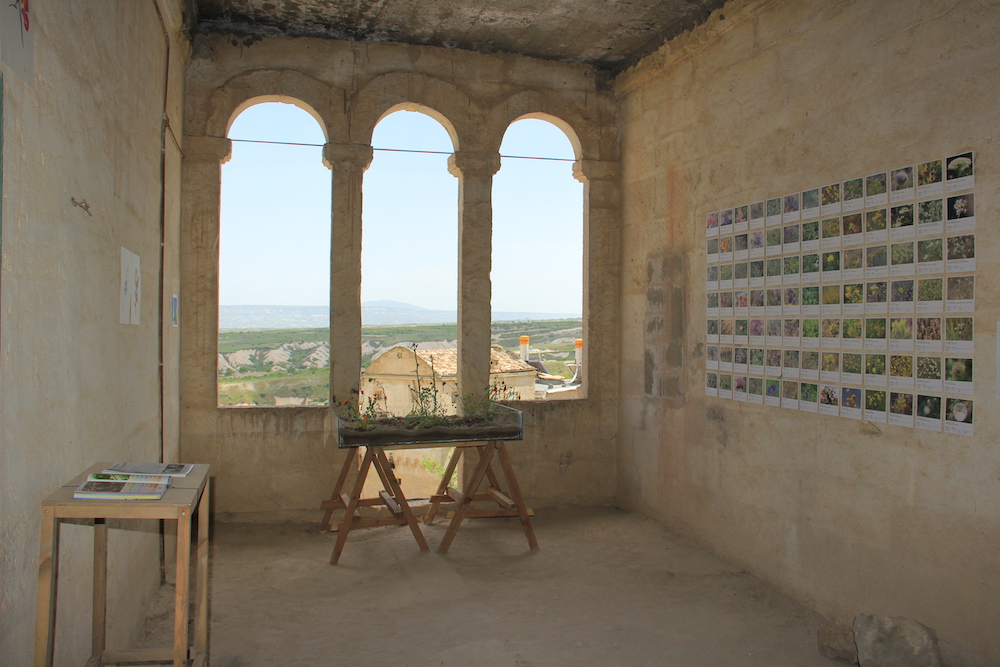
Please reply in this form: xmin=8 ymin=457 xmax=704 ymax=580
xmin=704 ymin=152 xmax=976 ymax=436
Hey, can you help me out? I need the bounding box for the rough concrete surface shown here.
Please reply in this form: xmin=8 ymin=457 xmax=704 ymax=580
xmin=140 ymin=508 xmax=833 ymax=666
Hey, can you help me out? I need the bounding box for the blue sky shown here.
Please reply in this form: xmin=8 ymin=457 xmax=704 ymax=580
xmin=220 ymin=103 xmax=582 ymax=315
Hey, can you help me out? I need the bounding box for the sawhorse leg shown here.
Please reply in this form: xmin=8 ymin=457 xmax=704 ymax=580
xmin=330 ymin=447 xmax=375 ymax=564
xmin=436 ymin=441 xmax=538 ymax=554
xmin=372 ymin=449 xmax=428 ymax=552
xmin=424 ymin=446 xmax=463 ymax=525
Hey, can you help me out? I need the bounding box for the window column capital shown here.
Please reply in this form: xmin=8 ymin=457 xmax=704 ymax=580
xmin=573 ymin=158 xmax=618 ymax=184
xmin=184 ymin=135 xmax=232 ymax=164
xmin=448 ymin=150 xmax=501 ymax=179
xmin=323 ymin=143 xmax=374 ymax=173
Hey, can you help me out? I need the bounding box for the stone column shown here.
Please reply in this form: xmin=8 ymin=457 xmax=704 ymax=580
xmin=180 ymin=135 xmax=232 ymax=416
xmin=449 ymin=150 xmax=502 ymax=406
xmin=323 ymin=142 xmax=373 ymax=407
xmin=573 ymin=159 xmax=619 ymax=398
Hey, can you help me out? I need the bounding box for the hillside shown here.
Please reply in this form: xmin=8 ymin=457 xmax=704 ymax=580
xmin=220 ymin=303 xmax=581 ymax=328
xmin=217 ymin=318 xmax=582 ymax=407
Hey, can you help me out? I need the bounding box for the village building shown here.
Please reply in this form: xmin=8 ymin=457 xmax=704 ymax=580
xmin=362 ymin=345 xmax=538 ymax=417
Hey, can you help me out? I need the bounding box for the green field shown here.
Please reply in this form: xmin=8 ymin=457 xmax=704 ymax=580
xmin=218 ymin=319 xmax=582 ymax=406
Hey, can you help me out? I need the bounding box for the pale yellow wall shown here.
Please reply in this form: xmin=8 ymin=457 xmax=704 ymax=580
xmin=181 ymin=36 xmax=620 ymax=520
xmin=617 ymin=0 xmax=999 ymax=663
xmin=0 ymin=1 xmax=188 ymax=663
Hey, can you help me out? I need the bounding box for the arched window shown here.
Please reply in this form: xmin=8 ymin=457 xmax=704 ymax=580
xmin=491 ymin=118 xmax=583 ymax=400
xmin=360 ymin=108 xmax=460 ymax=497
xmin=217 ymin=101 xmax=331 ymax=407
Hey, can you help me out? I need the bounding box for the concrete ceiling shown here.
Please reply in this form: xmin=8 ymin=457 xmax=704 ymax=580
xmin=193 ymin=0 xmax=728 ymax=73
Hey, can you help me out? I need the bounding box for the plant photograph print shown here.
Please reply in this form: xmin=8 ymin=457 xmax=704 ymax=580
xmin=844 ymin=178 xmax=863 ymax=201
xmin=866 ymin=318 xmax=887 ymax=340
xmin=784 ymin=193 xmax=800 ymax=214
xmin=866 ymin=209 xmax=887 ymax=232
xmin=916 ymin=318 xmax=941 ymax=341
xmin=841 ymin=353 xmax=862 ymax=373
xmin=917 ymin=394 xmax=941 ymax=419
xmin=843 ymin=318 xmax=863 ymax=339
xmin=866 ymin=173 xmax=887 ymax=196
xmin=866 ymin=281 xmax=887 ymax=304
xmin=801 ymin=350 xmax=820 ymax=370
xmin=890 ymin=317 xmax=913 ymax=340
xmin=822 ymin=217 xmax=841 ymax=238
xmin=890 ymin=392 xmax=913 ymax=416
xmin=866 ymin=245 xmax=888 ymax=268
xmin=843 ymin=214 xmax=863 ymax=235
xmin=944 ymin=357 xmax=972 ymax=382
xmin=916 ymin=356 xmax=941 ymax=380
xmin=917 ymin=238 xmax=943 ymax=263
xmin=843 ymin=248 xmax=863 ymax=270
xmin=947 ymin=276 xmax=974 ymax=301
xmin=767 ymin=198 xmax=782 ymax=217
xmin=866 ymin=389 xmax=887 ymax=412
xmin=842 ymin=387 xmax=861 ymax=409
xmin=946 ymin=398 xmax=973 ymax=423
xmin=919 ymin=199 xmax=943 ymax=224
xmin=946 ymin=153 xmax=973 ymax=180
xmin=917 ymin=160 xmax=942 ymax=187
xmin=803 ymin=189 xmax=820 ymax=210
xmin=822 ymin=184 xmax=841 ymax=206
xmin=891 ymin=167 xmax=913 ymax=191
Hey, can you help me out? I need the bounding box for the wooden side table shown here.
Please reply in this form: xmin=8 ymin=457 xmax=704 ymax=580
xmin=34 ymin=463 xmax=211 ymax=667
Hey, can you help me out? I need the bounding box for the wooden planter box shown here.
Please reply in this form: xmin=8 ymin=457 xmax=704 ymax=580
xmin=336 ymin=404 xmax=523 ymax=448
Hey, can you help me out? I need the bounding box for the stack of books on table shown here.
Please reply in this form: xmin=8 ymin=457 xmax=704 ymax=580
xmin=73 ymin=462 xmax=194 ymax=500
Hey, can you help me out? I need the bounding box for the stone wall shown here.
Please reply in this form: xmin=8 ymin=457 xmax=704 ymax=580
xmin=0 ymin=1 xmax=188 ymax=663
xmin=616 ymin=0 xmax=999 ymax=663
xmin=181 ymin=36 xmax=620 ymax=519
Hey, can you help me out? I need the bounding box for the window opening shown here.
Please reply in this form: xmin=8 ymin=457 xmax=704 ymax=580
xmin=217 ymin=102 xmax=331 ymax=407
xmin=360 ymin=109 xmax=459 ymax=498
xmin=491 ymin=118 xmax=584 ymax=401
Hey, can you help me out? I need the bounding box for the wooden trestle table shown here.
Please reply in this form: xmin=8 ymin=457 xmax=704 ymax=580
xmin=319 ymin=440 xmax=537 ymax=564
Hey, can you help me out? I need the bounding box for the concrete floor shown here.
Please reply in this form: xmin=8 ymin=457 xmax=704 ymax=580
xmin=141 ymin=507 xmax=836 ymax=666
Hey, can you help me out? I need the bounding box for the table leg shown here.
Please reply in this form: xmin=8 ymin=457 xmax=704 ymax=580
xmin=34 ymin=509 xmax=59 ymax=667
xmin=174 ymin=508 xmax=192 ymax=666
xmin=437 ymin=442 xmax=497 ymax=553
xmin=92 ymin=518 xmax=108 ymax=657
xmin=195 ymin=478 xmax=211 ymax=655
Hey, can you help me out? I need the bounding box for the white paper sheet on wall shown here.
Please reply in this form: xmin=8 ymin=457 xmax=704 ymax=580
xmin=120 ymin=248 xmax=141 ymax=325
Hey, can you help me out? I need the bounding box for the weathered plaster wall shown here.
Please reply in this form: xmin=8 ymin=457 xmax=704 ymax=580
xmin=616 ymin=0 xmax=999 ymax=663
xmin=181 ymin=36 xmax=619 ymax=519
xmin=0 ymin=1 xmax=188 ymax=663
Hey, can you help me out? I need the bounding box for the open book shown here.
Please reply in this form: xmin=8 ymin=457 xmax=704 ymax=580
xmin=102 ymin=462 xmax=194 ymax=477
xmin=74 ymin=480 xmax=169 ymax=501
xmin=89 ymin=472 xmax=173 ymax=485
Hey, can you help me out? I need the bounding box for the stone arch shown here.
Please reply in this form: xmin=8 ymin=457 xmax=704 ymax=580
xmin=348 ymin=72 xmax=486 ymax=151
xmin=371 ymin=102 xmax=459 ymax=152
xmin=503 ymin=111 xmax=583 ymax=162
xmin=489 ymin=90 xmax=602 ymax=162
xmin=200 ymin=69 xmax=344 ymax=142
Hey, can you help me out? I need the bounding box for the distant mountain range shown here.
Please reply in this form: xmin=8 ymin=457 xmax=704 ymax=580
xmin=219 ymin=302 xmax=580 ymax=329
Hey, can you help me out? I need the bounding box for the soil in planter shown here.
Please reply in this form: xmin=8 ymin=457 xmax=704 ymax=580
xmin=340 ymin=415 xmax=522 ymax=447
